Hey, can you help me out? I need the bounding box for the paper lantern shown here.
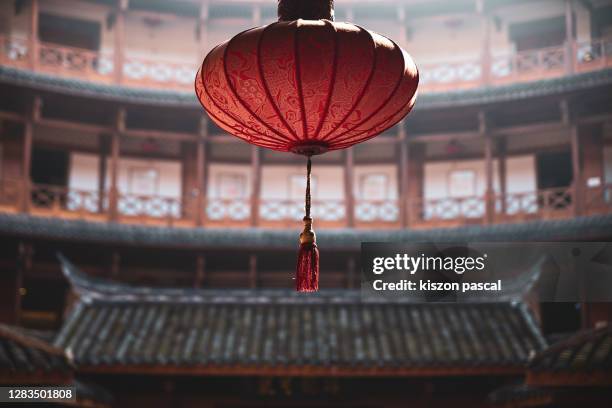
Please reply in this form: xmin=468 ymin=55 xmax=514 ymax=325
xmin=195 ymin=0 xmax=418 ymax=291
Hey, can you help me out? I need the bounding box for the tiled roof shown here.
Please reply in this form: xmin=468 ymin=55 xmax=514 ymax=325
xmin=1 ymin=65 xmax=611 ymax=110
xmin=54 ymin=257 xmax=547 ymax=375
xmin=1 ymin=212 xmax=611 ymax=251
xmin=0 ymin=323 xmax=72 ymax=383
xmin=529 ymin=325 xmax=612 ymax=373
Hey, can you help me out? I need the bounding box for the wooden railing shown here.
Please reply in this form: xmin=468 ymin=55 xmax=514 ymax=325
xmin=2 ymin=35 xmax=612 ymax=92
xmin=1 ymin=179 xmax=611 ymax=229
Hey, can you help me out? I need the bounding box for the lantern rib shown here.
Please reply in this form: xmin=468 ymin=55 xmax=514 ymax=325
xmin=293 ymin=22 xmax=309 ymax=140
xmin=332 ymin=91 xmax=417 ymax=150
xmin=196 ymin=68 xmax=252 ymax=142
xmin=312 ymin=20 xmax=339 ymax=141
xmin=319 ymin=26 xmax=377 ymax=142
xmin=322 ymin=42 xmax=407 ymax=146
xmin=222 ymin=27 xmax=296 ymax=147
xmin=199 ymin=65 xmax=285 ymax=147
xmin=256 ymin=23 xmax=301 ymax=144
xmin=327 ymin=41 xmax=417 ymax=147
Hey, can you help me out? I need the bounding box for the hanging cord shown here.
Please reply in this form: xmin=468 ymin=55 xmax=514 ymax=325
xmin=305 ymin=155 xmax=312 ymax=219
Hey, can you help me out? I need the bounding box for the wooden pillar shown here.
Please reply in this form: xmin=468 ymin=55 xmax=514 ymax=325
xmin=197 ymin=3 xmax=209 ymax=57
xmin=194 ymin=254 xmax=205 ymax=288
xmin=0 ymin=242 xmax=30 ymax=324
xmin=29 ymin=0 xmax=39 ymax=69
xmin=398 ymin=123 xmax=409 ymax=228
xmin=21 ymin=121 xmax=33 ymax=213
xmin=110 ymin=251 xmax=120 ymax=278
xmin=346 ymin=255 xmax=356 ymax=289
xmin=98 ymin=134 xmax=108 ymax=213
xmin=344 ymin=149 xmax=355 ymax=227
xmin=484 ymin=136 xmax=494 ymax=224
xmin=497 ymin=137 xmax=507 ymax=215
xmin=108 ymin=109 xmax=124 ymax=221
xmin=406 ymin=142 xmax=425 ymax=225
xmin=570 ymin=124 xmax=582 ymax=216
xmin=250 ymin=146 xmax=261 ymax=227
xmin=480 ymin=111 xmax=495 ymax=224
xmin=114 ymin=0 xmax=128 ymax=84
xmin=21 ymin=96 xmax=40 ymax=213
xmin=249 ymin=254 xmax=257 ymax=288
xmin=580 ymin=123 xmax=604 ymax=214
xmin=477 ymin=0 xmax=491 ymax=85
xmin=195 ymin=118 xmax=207 ymax=226
xmin=565 ymin=0 xmax=575 ymax=74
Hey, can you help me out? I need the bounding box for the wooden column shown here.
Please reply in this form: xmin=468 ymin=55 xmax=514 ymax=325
xmin=195 ymin=117 xmax=207 ymax=226
xmin=249 ymin=254 xmax=258 ymax=288
xmin=110 ymin=251 xmax=120 ymax=278
xmin=346 ymin=255 xmax=356 ymax=289
xmin=480 ymin=111 xmax=495 ymax=224
xmin=194 ymin=254 xmax=205 ymax=288
xmin=570 ymin=124 xmax=582 ymax=216
xmin=344 ymin=149 xmax=355 ymax=227
xmin=580 ymin=124 xmax=604 ymax=215
xmin=98 ymin=134 xmax=108 ymax=213
xmin=114 ymin=0 xmax=128 ymax=84
xmin=21 ymin=120 xmax=33 ymax=213
xmin=250 ymin=146 xmax=261 ymax=227
xmin=397 ymin=123 xmax=409 ymax=228
xmin=195 ymin=139 xmax=206 ymax=226
xmin=197 ymin=3 xmax=209 ymax=57
xmin=477 ymin=0 xmax=491 ymax=85
xmin=21 ymin=97 xmax=40 ymax=213
xmin=497 ymin=137 xmax=507 ymax=215
xmin=29 ymin=0 xmax=39 ymax=69
xmin=406 ymin=142 xmax=425 ymax=225
xmin=565 ymin=0 xmax=575 ymax=74
xmin=484 ymin=136 xmax=494 ymax=224
xmin=108 ymin=109 xmax=124 ymax=221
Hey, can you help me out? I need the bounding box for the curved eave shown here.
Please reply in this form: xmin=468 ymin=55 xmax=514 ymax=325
xmin=1 ymin=213 xmax=611 ymax=251
xmin=2 ymin=65 xmax=612 ymax=110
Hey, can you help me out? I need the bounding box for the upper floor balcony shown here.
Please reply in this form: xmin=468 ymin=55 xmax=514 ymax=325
xmin=1 ymin=0 xmax=612 ymax=95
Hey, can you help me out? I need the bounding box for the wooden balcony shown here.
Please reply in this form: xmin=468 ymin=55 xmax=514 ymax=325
xmin=1 ymin=178 xmax=611 ymax=230
xmin=1 ymin=35 xmax=611 ymax=93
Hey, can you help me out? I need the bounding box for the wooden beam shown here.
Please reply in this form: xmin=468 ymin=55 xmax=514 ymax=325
xmin=344 ymin=149 xmax=355 ymax=228
xmin=78 ymin=363 xmax=524 ymax=377
xmin=122 ymin=128 xmax=197 ymax=142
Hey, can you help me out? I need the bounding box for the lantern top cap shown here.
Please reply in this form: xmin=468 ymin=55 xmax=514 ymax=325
xmin=278 ymin=0 xmax=335 ymax=21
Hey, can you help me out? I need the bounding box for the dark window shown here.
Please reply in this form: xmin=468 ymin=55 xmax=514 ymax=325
xmin=540 ymin=302 xmax=582 ymax=335
xmin=30 ymin=147 xmax=69 ymax=187
xmin=536 ymin=150 xmax=573 ymax=190
xmin=38 ymin=12 xmax=101 ymax=51
xmin=509 ymin=16 xmax=566 ymax=51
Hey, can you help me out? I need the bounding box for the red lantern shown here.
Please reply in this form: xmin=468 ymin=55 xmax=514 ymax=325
xmin=195 ymin=0 xmax=418 ymax=291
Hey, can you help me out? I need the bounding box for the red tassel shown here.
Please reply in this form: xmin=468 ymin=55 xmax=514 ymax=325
xmin=296 ymin=241 xmax=319 ymax=292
